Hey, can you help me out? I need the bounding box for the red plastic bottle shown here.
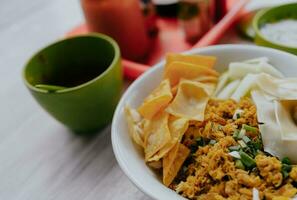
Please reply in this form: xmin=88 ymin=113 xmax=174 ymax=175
xmin=81 ymin=0 xmax=150 ymax=61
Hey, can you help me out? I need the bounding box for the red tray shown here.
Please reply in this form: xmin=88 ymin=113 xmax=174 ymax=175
xmin=67 ymin=0 xmax=248 ymax=80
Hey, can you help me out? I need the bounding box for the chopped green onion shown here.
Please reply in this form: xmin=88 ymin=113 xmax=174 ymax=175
xmin=244 ymin=145 xmax=257 ymax=157
xmin=229 ymin=151 xmax=241 ymax=159
xmin=252 ymin=140 xmax=262 ymax=150
xmin=233 ymin=129 xmax=240 ymax=139
xmin=242 ymin=136 xmax=251 ymax=144
xmin=235 ymin=160 xmax=245 ymax=170
xmin=281 ymin=157 xmax=292 ymax=165
xmin=242 ymin=124 xmax=258 ymax=134
xmin=239 ymin=151 xmax=256 ymax=169
xmin=238 ymin=128 xmax=246 ymax=139
xmin=209 ymin=140 xmax=216 ymax=145
xmin=238 ymin=140 xmax=247 ymax=148
xmin=233 ymin=109 xmax=244 ymax=120
xmin=217 ymin=125 xmax=223 ymax=131
xmin=229 ymin=145 xmax=241 ymax=151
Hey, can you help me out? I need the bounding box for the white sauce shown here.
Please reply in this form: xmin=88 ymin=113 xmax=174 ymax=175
xmin=261 ymin=19 xmax=297 ymax=48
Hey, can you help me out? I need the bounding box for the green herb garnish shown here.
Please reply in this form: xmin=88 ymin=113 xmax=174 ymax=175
xmin=252 ymin=139 xmax=262 ymax=150
xmin=238 ymin=140 xmax=247 ymax=148
xmin=242 ymin=136 xmax=251 ymax=144
xmin=239 ymin=151 xmax=256 ymax=169
xmin=282 ymin=164 xmax=292 ymax=179
xmin=242 ymin=124 xmax=258 ymax=134
xmin=237 ymin=128 xmax=246 ymax=139
xmin=217 ymin=125 xmax=223 ymax=131
xmin=282 ymin=157 xmax=292 ymax=165
xmin=281 ymin=157 xmax=292 ymax=179
xmin=235 ymin=160 xmax=245 ymax=170
xmin=229 ymin=145 xmax=241 ymax=151
xmin=233 ymin=129 xmax=240 ymax=139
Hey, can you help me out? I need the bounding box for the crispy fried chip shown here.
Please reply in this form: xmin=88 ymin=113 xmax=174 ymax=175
xmin=166 ymin=79 xmax=214 ymax=121
xmin=192 ymin=76 xmax=218 ymax=83
xmin=144 ymin=111 xmax=171 ymax=161
xmin=171 ymin=85 xmax=178 ymax=97
xmin=163 ymin=143 xmax=190 ymax=186
xmin=125 ymin=106 xmax=144 ymax=147
xmin=164 ymin=53 xmax=216 ymax=75
xmin=164 ymin=61 xmax=219 ymax=86
xmin=148 ymin=116 xmax=189 ymax=162
xmin=138 ymin=79 xmax=173 ymax=119
xmin=147 ymin=160 xmax=162 ymax=169
xmin=171 ymin=76 xmax=217 ymax=97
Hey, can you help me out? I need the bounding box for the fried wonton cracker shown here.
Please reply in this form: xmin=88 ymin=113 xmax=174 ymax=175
xmin=138 ymin=79 xmax=173 ymax=119
xmin=171 ymin=76 xmax=218 ymax=96
xmin=164 ymin=53 xmax=217 ymax=75
xmin=148 ymin=116 xmax=189 ymax=162
xmin=166 ymin=79 xmax=215 ymax=121
xmin=163 ymin=143 xmax=190 ymax=186
xmin=192 ymin=76 xmax=218 ymax=83
xmin=164 ymin=61 xmax=219 ymax=86
xmin=125 ymin=106 xmax=145 ymax=147
xmin=144 ymin=111 xmax=171 ymax=161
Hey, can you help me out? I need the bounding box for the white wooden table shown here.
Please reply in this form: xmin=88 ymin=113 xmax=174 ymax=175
xmin=0 ymin=0 xmax=295 ymax=199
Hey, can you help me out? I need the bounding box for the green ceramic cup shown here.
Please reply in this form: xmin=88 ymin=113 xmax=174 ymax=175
xmin=23 ymin=34 xmax=122 ymax=133
xmin=253 ymin=3 xmax=297 ymax=55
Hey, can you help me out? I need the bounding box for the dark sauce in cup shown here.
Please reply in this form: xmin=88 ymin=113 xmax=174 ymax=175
xmin=46 ymin=66 xmax=106 ymax=87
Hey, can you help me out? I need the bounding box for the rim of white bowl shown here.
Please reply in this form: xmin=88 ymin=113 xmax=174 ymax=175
xmin=111 ymin=44 xmax=297 ymax=200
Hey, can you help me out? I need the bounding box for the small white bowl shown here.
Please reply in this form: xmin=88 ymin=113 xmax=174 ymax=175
xmin=111 ymin=45 xmax=297 ymax=200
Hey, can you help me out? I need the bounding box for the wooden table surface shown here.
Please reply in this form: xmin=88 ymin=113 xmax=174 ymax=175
xmin=0 ymin=0 xmax=295 ymax=199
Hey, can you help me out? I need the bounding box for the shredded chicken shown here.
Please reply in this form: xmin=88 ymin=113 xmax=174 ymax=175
xmin=169 ymin=98 xmax=297 ymax=200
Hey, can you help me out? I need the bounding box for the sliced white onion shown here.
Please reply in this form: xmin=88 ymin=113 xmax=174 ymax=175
xmin=274 ymin=100 xmax=297 ymax=141
xmin=233 ymin=109 xmax=244 ymax=120
xmin=260 ymin=61 xmax=284 ymax=78
xmin=228 ymin=151 xmax=241 ymax=159
xmin=238 ymin=128 xmax=246 ymax=139
xmin=238 ymin=140 xmax=247 ymax=148
xmin=214 ymin=72 xmax=229 ymax=96
xmin=229 ymin=62 xmax=259 ymax=79
xmin=251 ymin=90 xmax=297 ymax=164
xmin=228 ymin=60 xmax=283 ymax=80
xmin=256 ymin=73 xmax=297 ymax=100
xmin=217 ymin=79 xmax=240 ymax=99
xmin=231 ymin=74 xmax=257 ymax=102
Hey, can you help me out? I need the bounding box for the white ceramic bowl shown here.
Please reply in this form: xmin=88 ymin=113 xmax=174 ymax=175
xmin=111 ymin=45 xmax=297 ymax=200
